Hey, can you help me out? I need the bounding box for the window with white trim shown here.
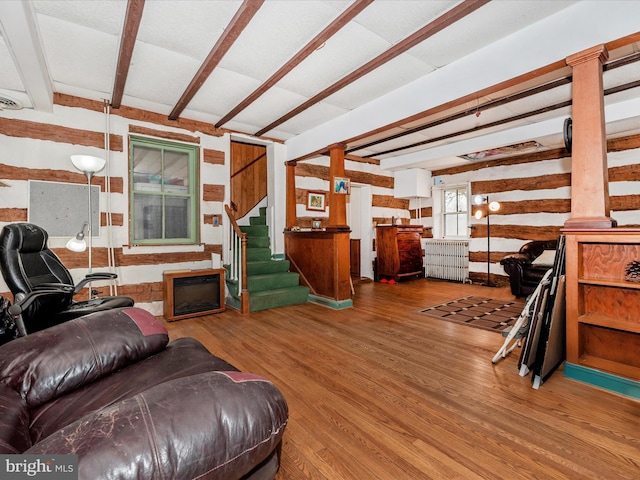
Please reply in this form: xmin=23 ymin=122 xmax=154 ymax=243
xmin=436 ymin=184 xmax=469 ymax=238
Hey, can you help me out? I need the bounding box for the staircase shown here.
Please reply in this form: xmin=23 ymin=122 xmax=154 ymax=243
xmin=226 ymin=207 xmax=309 ymax=312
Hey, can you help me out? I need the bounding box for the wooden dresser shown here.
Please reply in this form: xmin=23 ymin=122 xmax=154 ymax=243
xmin=375 ymin=225 xmax=423 ymax=281
xmin=564 ymin=229 xmax=640 ymax=397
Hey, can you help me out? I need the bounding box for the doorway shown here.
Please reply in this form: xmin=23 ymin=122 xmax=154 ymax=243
xmin=230 ymin=140 xmax=267 ymax=218
xmin=347 ymin=185 xmax=373 ymax=280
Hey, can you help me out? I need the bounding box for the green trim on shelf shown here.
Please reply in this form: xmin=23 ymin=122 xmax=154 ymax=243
xmin=308 ymin=295 xmax=353 ymax=310
xmin=564 ymin=362 xmax=640 ymax=400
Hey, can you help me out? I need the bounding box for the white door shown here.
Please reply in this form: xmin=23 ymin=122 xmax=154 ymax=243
xmin=347 ymin=185 xmax=373 ymax=280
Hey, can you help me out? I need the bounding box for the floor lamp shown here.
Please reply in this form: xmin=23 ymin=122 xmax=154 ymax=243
xmin=66 ymin=155 xmax=106 ymax=293
xmin=473 ymin=194 xmax=500 ymax=287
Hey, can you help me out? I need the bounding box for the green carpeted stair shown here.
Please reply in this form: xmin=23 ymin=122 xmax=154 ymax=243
xmin=226 ymin=207 xmax=309 ymax=312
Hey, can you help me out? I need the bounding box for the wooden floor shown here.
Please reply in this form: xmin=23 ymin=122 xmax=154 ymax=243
xmin=165 ymin=278 xmax=640 ymax=480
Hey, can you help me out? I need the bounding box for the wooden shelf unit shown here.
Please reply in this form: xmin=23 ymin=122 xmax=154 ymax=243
xmin=375 ymin=225 xmax=423 ymax=281
xmin=565 ymin=230 xmax=640 ymax=381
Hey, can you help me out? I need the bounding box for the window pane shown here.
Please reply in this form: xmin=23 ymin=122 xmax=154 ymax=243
xmin=165 ymin=197 xmax=190 ymax=239
xmin=444 ymin=214 xmax=457 ymax=236
xmin=444 ymin=191 xmax=458 ymax=212
xmin=134 ymin=194 xmax=162 ymax=240
xmin=457 ymin=190 xmax=467 ymax=213
xmin=163 ymin=151 xmax=189 ymax=189
xmin=458 ymin=214 xmax=467 ymax=236
xmin=133 ymin=146 xmax=162 ymax=186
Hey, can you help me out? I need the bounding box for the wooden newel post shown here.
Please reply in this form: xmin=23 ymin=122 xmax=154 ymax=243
xmin=564 ymin=44 xmax=617 ymax=229
xmin=285 ymin=160 xmax=297 ymax=229
xmin=328 ymin=143 xmax=348 ymax=228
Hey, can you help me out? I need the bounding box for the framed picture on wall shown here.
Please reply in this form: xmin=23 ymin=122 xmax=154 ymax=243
xmin=334 ymin=177 xmax=351 ymax=194
xmin=307 ymin=191 xmax=326 ymax=211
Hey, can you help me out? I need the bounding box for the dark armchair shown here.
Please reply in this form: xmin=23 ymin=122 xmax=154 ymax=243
xmin=500 ymin=239 xmax=557 ymax=298
xmin=0 ymin=223 xmax=133 ymax=335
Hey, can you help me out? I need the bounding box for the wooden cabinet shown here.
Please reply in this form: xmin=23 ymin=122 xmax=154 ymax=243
xmin=375 ymin=225 xmax=423 ymax=281
xmin=565 ymin=230 xmax=640 ymax=382
xmin=284 ymin=228 xmax=352 ymax=306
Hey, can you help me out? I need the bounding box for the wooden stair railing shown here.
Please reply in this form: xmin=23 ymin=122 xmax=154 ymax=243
xmin=225 ymin=204 xmax=249 ymax=314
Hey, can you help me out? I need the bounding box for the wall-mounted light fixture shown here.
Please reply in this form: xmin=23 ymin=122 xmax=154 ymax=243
xmin=473 ymin=194 xmax=500 ymax=287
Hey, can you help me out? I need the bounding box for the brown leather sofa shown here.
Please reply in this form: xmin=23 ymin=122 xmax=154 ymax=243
xmin=0 ymin=307 xmax=288 ymax=480
xmin=500 ymin=239 xmax=558 ymax=297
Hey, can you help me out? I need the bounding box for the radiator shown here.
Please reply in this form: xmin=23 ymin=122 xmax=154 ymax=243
xmin=424 ymin=240 xmax=469 ymax=283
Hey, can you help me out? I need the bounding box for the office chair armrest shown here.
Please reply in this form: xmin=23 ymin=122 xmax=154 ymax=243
xmin=74 ymin=272 xmax=118 ymax=294
xmin=8 ymin=286 xmax=75 ymax=336
xmin=32 ymin=283 xmax=75 ymax=293
xmin=86 ymin=272 xmax=117 ymax=280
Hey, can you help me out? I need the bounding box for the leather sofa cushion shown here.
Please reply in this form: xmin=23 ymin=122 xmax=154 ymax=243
xmin=29 ymin=337 xmax=237 ymax=443
xmin=0 ymin=308 xmax=168 ymax=409
xmin=0 ymin=383 xmax=31 ymax=454
xmin=27 ymin=371 xmax=289 ymax=480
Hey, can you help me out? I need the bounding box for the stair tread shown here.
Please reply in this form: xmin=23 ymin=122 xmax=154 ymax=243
xmin=246 ymin=238 xmax=269 ymax=246
xmin=226 ymin=279 xmax=308 ymax=311
xmin=250 ymin=285 xmax=309 ymax=297
xmin=247 ymin=259 xmax=287 ymax=264
xmin=247 ymin=260 xmax=290 ymax=270
xmin=248 ymin=286 xmax=309 ymax=312
xmin=248 ymin=271 xmax=299 ymax=280
xmin=240 ymin=225 xmax=268 ymax=236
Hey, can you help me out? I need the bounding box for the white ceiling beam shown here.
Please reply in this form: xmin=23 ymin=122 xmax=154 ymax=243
xmin=0 ymin=1 xmax=53 ymax=112
xmin=284 ymin=1 xmax=640 ymax=162
xmin=383 ymin=96 xmax=640 ymax=171
xmin=383 ymin=117 xmax=566 ymax=171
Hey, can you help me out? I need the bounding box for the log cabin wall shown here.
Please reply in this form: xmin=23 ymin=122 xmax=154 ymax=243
xmin=293 ymin=156 xmax=413 ymax=228
xmin=3 ymin=92 xmax=640 ymax=303
xmin=293 ymin=136 xmax=640 ymax=285
xmin=0 ymin=94 xmax=231 ymax=315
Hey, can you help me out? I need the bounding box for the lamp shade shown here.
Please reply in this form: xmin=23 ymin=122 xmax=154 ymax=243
xmin=473 ymin=194 xmax=486 ymax=205
xmin=66 ymin=235 xmax=87 ymax=252
xmin=66 ymin=223 xmax=88 ymax=252
xmin=71 ymin=155 xmax=106 ymax=174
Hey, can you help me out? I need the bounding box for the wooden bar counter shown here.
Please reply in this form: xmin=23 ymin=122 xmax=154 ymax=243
xmin=284 ymin=227 xmax=352 ymax=309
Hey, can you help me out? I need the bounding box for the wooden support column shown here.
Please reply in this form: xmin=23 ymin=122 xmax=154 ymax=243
xmin=285 ymin=160 xmax=297 ymax=229
xmin=564 ymin=44 xmax=617 ymax=229
xmin=328 ymin=143 xmax=348 ymax=228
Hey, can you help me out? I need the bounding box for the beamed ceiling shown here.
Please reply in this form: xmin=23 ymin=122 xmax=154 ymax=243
xmin=1 ymin=0 xmax=640 ymax=171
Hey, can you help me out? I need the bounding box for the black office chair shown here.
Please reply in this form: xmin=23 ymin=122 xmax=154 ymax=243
xmin=0 ymin=223 xmax=134 ymax=335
